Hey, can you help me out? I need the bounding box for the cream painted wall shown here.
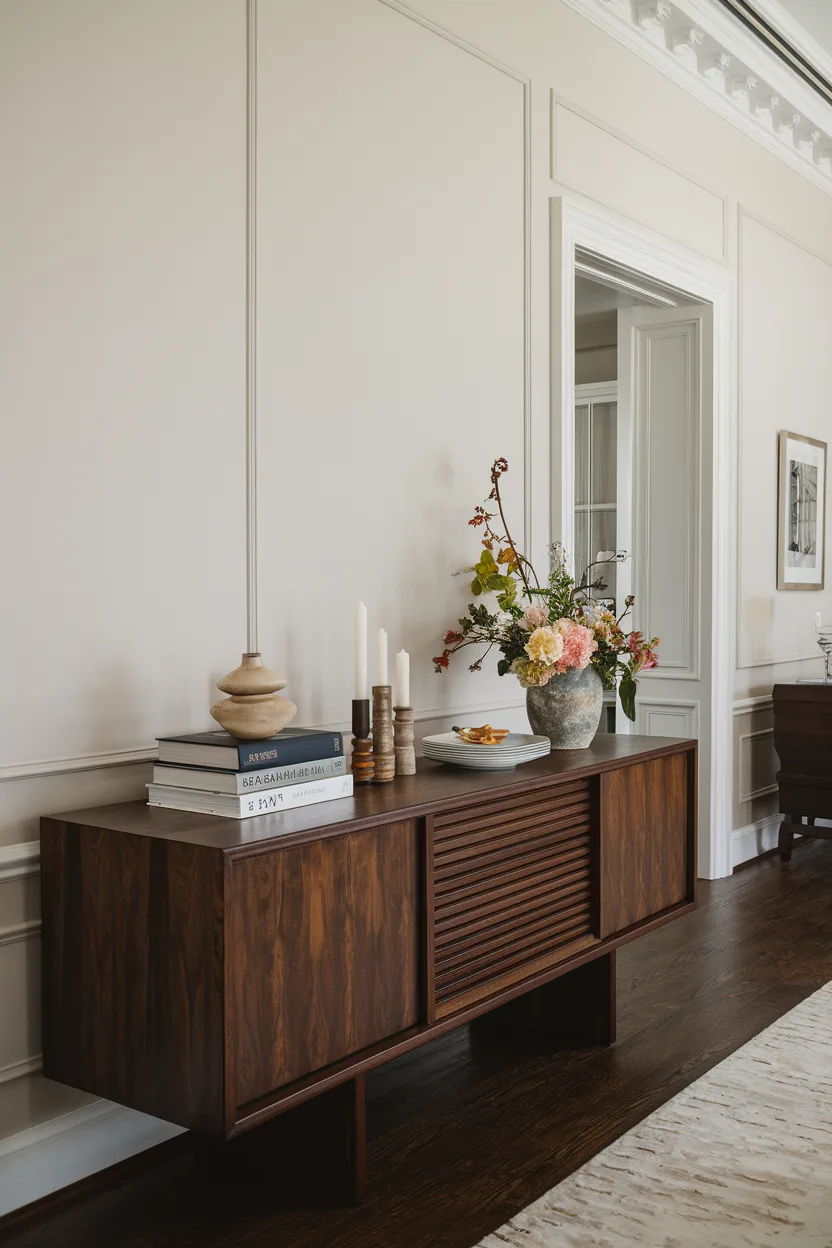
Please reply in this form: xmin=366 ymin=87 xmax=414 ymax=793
xmin=4 ymin=0 xmax=832 ymax=1213
xmin=0 ymin=0 xmax=244 ymax=1210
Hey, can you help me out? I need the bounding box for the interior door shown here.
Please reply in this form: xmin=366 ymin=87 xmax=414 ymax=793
xmin=617 ymin=303 xmax=712 ymax=833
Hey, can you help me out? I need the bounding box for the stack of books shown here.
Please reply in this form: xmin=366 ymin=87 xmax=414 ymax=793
xmin=147 ymin=728 xmax=352 ymax=819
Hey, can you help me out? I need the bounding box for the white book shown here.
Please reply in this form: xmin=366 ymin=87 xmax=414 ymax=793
xmin=152 ymin=755 xmax=347 ymax=795
xmin=147 ymin=773 xmax=354 ymax=819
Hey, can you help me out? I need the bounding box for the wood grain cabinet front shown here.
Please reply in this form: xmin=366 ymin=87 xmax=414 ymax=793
xmin=599 ymin=752 xmax=694 ymax=938
xmin=231 ymin=820 xmax=421 ymax=1108
xmin=429 ymin=780 xmax=598 ymax=1019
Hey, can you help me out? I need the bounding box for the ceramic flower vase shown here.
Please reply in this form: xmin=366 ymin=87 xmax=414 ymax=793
xmin=210 ymin=653 xmax=297 ymax=740
xmin=525 ymin=666 xmax=603 ymax=750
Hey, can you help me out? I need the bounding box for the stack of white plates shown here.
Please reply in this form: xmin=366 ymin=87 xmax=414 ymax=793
xmin=422 ymin=732 xmax=551 ymax=771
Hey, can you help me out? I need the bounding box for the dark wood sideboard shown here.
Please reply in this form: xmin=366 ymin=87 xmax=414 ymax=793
xmin=40 ymin=735 xmax=696 ymax=1200
xmin=774 ymin=683 xmax=832 ymax=862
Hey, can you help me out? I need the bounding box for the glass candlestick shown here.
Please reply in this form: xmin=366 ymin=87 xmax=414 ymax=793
xmin=816 ymin=613 xmax=832 ymax=682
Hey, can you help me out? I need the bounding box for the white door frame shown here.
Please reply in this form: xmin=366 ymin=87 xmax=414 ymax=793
xmin=551 ymin=196 xmax=736 ymax=880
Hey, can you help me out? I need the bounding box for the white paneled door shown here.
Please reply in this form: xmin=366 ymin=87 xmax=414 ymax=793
xmin=617 ymin=303 xmax=713 ymax=850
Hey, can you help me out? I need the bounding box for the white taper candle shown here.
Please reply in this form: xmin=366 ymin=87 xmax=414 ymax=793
xmin=355 ymin=602 xmax=367 ymax=700
xmin=395 ymin=650 xmax=410 ymax=707
xmin=376 ymin=628 xmax=388 ymax=687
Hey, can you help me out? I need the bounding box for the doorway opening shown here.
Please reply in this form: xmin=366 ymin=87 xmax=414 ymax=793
xmin=573 ymin=249 xmax=709 ymax=753
xmin=551 ymin=200 xmax=733 ymax=878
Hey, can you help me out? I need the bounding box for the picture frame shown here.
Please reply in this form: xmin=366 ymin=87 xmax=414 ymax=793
xmin=777 ymin=431 xmax=827 ymax=591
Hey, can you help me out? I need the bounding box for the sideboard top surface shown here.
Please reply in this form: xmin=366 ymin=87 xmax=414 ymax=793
xmin=43 ymin=735 xmax=694 ymax=854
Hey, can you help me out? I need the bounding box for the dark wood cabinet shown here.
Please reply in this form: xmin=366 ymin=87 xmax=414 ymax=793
xmin=231 ymin=821 xmax=421 ymax=1103
xmin=41 ymin=735 xmax=696 ymax=1198
xmin=599 ymin=752 xmax=692 ymax=936
xmin=773 ymin=683 xmax=832 ymax=861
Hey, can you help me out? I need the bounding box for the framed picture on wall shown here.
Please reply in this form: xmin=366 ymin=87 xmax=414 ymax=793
xmin=777 ymin=431 xmax=827 ymax=590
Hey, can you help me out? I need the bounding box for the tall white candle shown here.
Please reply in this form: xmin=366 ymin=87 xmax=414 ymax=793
xmin=376 ymin=628 xmax=388 ymax=687
xmin=395 ymin=650 xmax=410 ymax=708
xmin=354 ymin=602 xmax=367 ymax=700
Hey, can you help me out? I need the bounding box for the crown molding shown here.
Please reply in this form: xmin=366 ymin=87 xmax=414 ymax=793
xmin=560 ymin=0 xmax=832 ymax=195
xmin=718 ymin=0 xmax=832 ymax=105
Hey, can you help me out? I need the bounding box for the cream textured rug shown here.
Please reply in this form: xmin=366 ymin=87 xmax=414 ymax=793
xmin=478 ymin=983 xmax=832 ymax=1248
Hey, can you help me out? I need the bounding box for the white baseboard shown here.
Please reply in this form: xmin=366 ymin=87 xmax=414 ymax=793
xmin=730 ymin=813 xmax=783 ymax=870
xmin=0 ymin=1098 xmax=184 ymax=1218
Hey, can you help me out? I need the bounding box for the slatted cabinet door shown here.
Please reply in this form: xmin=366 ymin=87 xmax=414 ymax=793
xmin=429 ymin=781 xmax=599 ymax=1018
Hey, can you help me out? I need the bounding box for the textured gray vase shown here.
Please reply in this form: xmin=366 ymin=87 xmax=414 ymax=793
xmin=525 ymin=666 xmax=603 ymax=749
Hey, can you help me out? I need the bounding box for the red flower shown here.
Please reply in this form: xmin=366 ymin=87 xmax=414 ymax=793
xmin=443 ymin=629 xmax=463 ymax=646
xmin=433 ymin=652 xmax=451 ymax=673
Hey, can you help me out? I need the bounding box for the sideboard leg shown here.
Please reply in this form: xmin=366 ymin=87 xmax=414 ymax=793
xmin=341 ymin=1073 xmax=367 ymax=1204
xmin=286 ymin=1073 xmax=367 ymax=1204
xmin=199 ymin=1074 xmax=367 ymax=1207
xmin=571 ymin=950 xmax=616 ymax=1045
xmin=470 ymin=953 xmax=617 ymax=1050
xmin=779 ymin=817 xmax=797 ymax=863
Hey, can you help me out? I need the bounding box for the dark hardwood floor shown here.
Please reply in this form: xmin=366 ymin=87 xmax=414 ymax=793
xmin=5 ymin=838 xmax=832 ymax=1248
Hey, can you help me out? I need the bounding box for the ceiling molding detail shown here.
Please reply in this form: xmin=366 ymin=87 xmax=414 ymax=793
xmin=559 ymin=0 xmax=832 ymax=195
xmin=717 ymin=0 xmax=832 ymax=106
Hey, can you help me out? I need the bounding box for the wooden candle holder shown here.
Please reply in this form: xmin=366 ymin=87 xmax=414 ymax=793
xmin=351 ymin=699 xmax=373 ymax=783
xmin=351 ymin=737 xmax=374 ymax=784
xmin=393 ymin=706 xmax=416 ymax=776
xmin=372 ymin=686 xmax=395 ymax=783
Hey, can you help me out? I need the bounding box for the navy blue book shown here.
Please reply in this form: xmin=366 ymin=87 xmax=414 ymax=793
xmin=156 ymin=728 xmax=344 ymax=772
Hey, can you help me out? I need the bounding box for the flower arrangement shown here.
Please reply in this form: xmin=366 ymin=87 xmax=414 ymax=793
xmin=433 ymin=458 xmax=659 ymax=720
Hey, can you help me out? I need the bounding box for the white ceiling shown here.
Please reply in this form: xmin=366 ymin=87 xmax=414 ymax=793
xmin=776 ymin=0 xmax=832 ymax=60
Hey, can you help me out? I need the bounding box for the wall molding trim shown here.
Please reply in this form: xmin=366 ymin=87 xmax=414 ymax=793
xmin=738 ymin=725 xmax=778 ymax=801
xmin=731 ymin=810 xmax=783 ymax=867
xmin=560 ymin=0 xmax=832 ymax=196
xmin=0 ymin=842 xmax=40 ymax=883
xmin=0 ymin=1055 xmax=42 ymax=1087
xmin=634 ymin=317 xmax=702 ymax=681
xmin=733 ymin=694 xmax=774 ymax=714
xmin=246 ymin=0 xmax=259 ymax=653
xmin=376 ymin=0 xmax=533 ymax=552
xmin=0 ymin=696 xmax=527 ymax=793
xmin=0 ymin=746 xmax=156 ymax=786
xmin=551 ymin=93 xmax=729 ymax=263
xmin=0 ymin=1097 xmax=183 ymax=1218
xmin=0 ymin=920 xmax=40 ymax=949
xmin=636 ymin=697 xmax=699 ymax=737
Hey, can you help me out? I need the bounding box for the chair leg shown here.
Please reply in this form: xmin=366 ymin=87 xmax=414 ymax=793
xmin=779 ymin=816 xmax=798 ymax=864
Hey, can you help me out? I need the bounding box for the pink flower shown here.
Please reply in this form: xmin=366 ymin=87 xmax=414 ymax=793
xmin=627 ymin=631 xmax=643 ymax=655
xmin=554 ymin=619 xmax=597 ymax=673
xmin=521 ymin=603 xmax=550 ymax=630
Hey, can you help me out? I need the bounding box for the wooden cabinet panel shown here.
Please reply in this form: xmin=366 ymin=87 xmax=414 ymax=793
xmin=231 ymin=821 xmax=420 ymax=1106
xmin=599 ymin=753 xmax=691 ymax=938
xmin=430 ymin=781 xmax=597 ymax=1018
xmin=40 ymin=821 xmax=226 ymax=1134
